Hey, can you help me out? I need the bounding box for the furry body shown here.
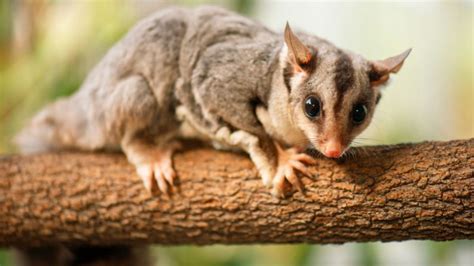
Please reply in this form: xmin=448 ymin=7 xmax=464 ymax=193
xmin=16 ymin=6 xmax=410 ymax=196
xmin=14 ymin=7 xmax=410 ymax=264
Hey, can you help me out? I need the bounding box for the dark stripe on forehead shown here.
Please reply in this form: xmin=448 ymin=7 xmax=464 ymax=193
xmin=334 ymin=51 xmax=355 ymax=112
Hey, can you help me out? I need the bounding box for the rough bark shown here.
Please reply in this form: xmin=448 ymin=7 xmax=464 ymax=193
xmin=0 ymin=139 xmax=472 ymax=247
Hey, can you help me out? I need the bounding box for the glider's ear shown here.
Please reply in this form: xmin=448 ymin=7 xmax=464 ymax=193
xmin=369 ymin=48 xmax=412 ymax=86
xmin=284 ymin=22 xmax=315 ymax=73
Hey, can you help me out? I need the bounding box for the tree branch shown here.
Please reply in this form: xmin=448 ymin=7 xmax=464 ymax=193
xmin=0 ymin=139 xmax=472 ymax=247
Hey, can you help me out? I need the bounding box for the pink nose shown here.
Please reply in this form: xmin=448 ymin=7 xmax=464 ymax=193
xmin=324 ymin=140 xmax=343 ymax=158
xmin=325 ymin=149 xmax=342 ymax=158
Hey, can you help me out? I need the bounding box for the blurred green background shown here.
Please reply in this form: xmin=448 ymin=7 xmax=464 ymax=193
xmin=0 ymin=0 xmax=472 ymax=265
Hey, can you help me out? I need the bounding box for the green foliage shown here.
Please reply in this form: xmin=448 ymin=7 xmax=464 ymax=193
xmin=155 ymin=244 xmax=311 ymax=266
xmin=0 ymin=1 xmax=12 ymax=43
xmin=0 ymin=249 xmax=11 ymax=266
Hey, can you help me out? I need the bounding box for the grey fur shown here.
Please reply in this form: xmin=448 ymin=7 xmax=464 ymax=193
xmin=15 ymin=6 xmax=409 ymax=194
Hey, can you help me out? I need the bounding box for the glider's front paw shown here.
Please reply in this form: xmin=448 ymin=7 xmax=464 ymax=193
xmin=271 ymin=145 xmax=316 ymax=198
